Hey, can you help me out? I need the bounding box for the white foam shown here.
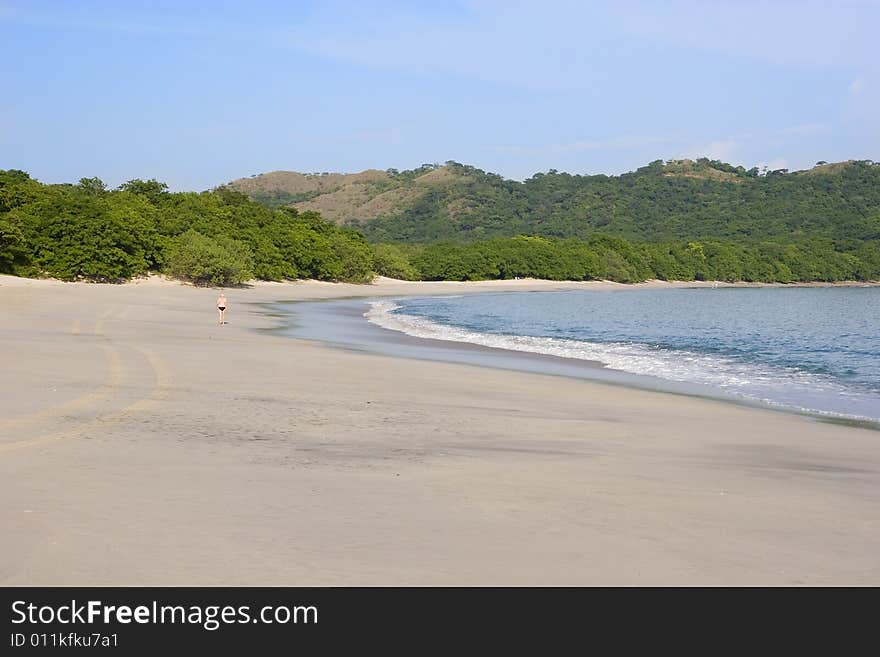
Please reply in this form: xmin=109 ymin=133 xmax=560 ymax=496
xmin=365 ymin=300 xmax=880 ymax=422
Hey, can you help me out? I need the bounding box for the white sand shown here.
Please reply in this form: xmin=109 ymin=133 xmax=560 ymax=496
xmin=1 ymin=274 xmax=878 ymax=585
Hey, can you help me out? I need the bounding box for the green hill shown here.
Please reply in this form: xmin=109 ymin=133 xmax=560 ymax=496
xmin=228 ymin=159 xmax=880 ymax=244
xmin=3 ymin=159 xmax=878 ymax=286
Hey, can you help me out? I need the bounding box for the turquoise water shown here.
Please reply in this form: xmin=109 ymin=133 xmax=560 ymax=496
xmin=365 ymin=287 xmax=880 ymax=422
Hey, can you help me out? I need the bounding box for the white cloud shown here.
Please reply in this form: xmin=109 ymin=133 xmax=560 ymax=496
xmin=683 ymin=138 xmax=739 ymax=162
xmin=755 ymin=158 xmax=788 ymax=172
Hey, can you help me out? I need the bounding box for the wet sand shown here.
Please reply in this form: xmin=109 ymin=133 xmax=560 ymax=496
xmin=1 ymin=274 xmax=878 ymax=585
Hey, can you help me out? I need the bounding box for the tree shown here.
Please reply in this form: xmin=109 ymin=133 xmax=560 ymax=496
xmin=118 ymin=179 xmax=169 ymax=205
xmin=166 ymin=230 xmax=253 ymax=286
xmin=10 ymin=186 xmax=158 ymax=281
xmin=0 ymin=169 xmax=40 ymax=213
xmin=78 ymin=177 xmax=107 ymax=194
xmin=370 ymin=243 xmax=420 ymax=280
xmin=3 ymin=161 xmax=879 ymax=285
xmin=0 ymin=213 xmax=28 ymax=273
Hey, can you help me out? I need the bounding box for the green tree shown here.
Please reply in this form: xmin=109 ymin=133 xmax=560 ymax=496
xmin=166 ymin=230 xmax=254 ymax=286
xmin=0 ymin=213 xmax=28 ymax=273
xmin=117 ymin=179 xmax=170 ymax=205
xmin=78 ymin=177 xmax=108 ymax=195
xmin=370 ymin=243 xmax=421 ymax=280
xmin=11 ymin=186 xmax=158 ymax=280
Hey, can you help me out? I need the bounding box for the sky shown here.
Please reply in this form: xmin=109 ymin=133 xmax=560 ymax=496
xmin=1 ymin=0 xmax=878 ymax=190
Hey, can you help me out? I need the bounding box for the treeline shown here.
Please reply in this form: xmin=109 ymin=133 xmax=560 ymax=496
xmin=1 ymin=169 xmax=878 ymax=285
xmin=0 ymin=170 xmax=375 ymax=284
xmin=357 ymin=159 xmax=880 ymax=244
xmin=371 ymin=236 xmax=880 ymax=283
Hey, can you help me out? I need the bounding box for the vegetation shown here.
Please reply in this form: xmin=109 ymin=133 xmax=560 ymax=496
xmin=248 ymin=189 xmax=322 ymax=208
xmin=352 ymin=159 xmax=880 ymax=244
xmin=0 ymin=170 xmax=374 ymax=285
xmin=2 ymin=161 xmax=878 ymax=285
xmin=165 ymin=230 xmax=254 ymax=286
xmin=396 ymin=236 xmax=880 ymax=283
xmin=370 ymin=243 xmax=421 ymax=280
xmin=231 ymin=159 xmax=880 ymax=245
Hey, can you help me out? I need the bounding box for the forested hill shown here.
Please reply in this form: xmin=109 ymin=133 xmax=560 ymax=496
xmin=228 ymin=159 xmax=880 ymax=244
xmin=2 ymin=167 xmax=879 ymax=284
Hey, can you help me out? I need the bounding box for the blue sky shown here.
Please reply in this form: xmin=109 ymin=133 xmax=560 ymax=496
xmin=2 ymin=0 xmax=878 ymax=190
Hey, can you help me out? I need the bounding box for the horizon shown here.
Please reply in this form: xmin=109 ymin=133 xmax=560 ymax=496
xmin=12 ymin=156 xmax=875 ymax=193
xmin=3 ymin=1 xmax=879 ymax=191
xmin=229 ymin=156 xmax=875 ymax=182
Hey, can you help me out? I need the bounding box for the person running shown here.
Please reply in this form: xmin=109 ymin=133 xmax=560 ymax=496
xmin=216 ymin=293 xmax=227 ymax=325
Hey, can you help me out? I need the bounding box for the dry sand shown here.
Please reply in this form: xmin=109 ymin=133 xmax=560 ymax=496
xmin=1 ymin=274 xmax=878 ymax=585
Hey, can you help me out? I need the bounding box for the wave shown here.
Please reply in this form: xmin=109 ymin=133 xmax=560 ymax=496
xmin=365 ymin=300 xmax=880 ymax=422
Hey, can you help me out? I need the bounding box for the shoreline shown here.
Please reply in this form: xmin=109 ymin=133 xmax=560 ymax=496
xmin=2 ymin=273 xmax=880 ymax=584
xmin=2 ymin=272 xmax=880 ymax=291
xmin=269 ymin=295 xmax=880 ymax=431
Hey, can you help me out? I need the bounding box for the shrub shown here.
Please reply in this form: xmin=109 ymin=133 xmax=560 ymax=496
xmin=166 ymin=230 xmax=253 ymax=286
xmin=331 ymin=232 xmax=375 ymax=283
xmin=370 ymin=243 xmax=420 ymax=280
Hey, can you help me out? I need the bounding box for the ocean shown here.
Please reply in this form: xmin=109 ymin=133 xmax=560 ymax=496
xmin=277 ymin=287 xmax=880 ymax=424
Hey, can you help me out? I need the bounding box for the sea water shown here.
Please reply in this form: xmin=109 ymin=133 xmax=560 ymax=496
xmin=364 ymin=287 xmax=880 ymax=423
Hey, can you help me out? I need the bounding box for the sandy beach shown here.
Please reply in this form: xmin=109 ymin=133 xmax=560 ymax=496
xmin=1 ymin=274 xmax=878 ymax=585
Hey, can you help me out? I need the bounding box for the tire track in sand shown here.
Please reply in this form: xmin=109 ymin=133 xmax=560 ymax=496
xmin=0 ymin=309 xmax=173 ymax=453
xmin=0 ymin=316 xmax=124 ymax=433
xmin=0 ymin=346 xmax=172 ymax=453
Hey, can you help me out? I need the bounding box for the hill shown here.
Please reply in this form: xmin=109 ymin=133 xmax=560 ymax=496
xmin=228 ymin=166 xmax=459 ymax=224
xmin=227 ymin=159 xmax=880 ymax=244
xmin=3 ymin=167 xmax=879 ymax=285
